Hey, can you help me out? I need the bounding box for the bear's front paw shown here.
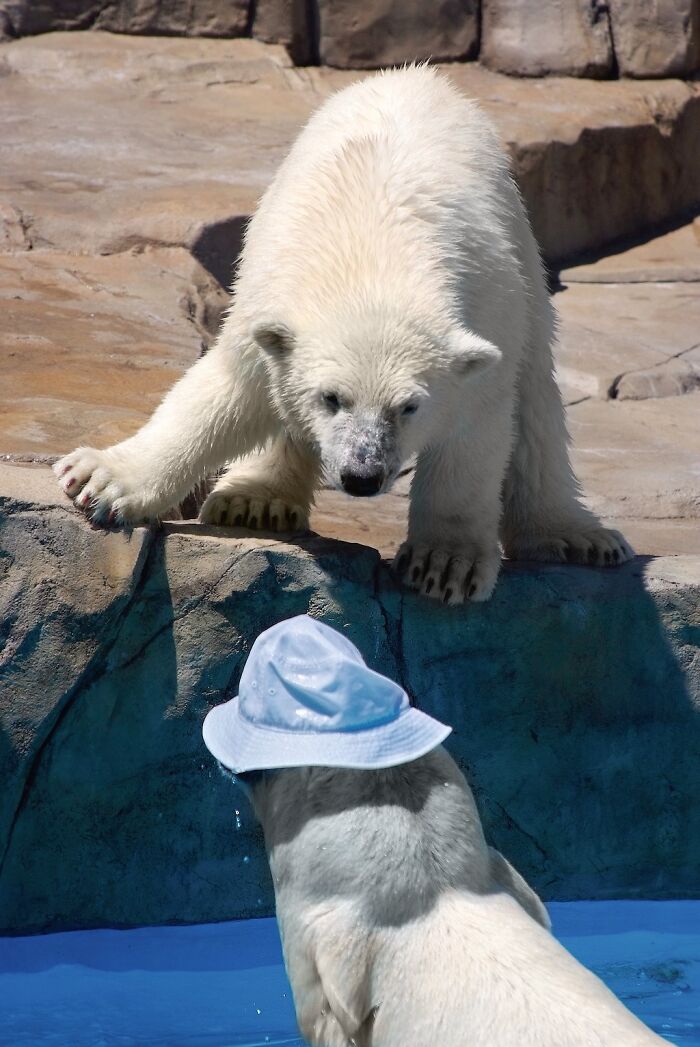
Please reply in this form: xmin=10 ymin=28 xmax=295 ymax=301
xmin=393 ymin=541 xmax=501 ymax=605
xmin=53 ymin=447 xmax=159 ymax=526
xmin=200 ymin=491 xmax=309 ymax=533
xmin=505 ymin=526 xmax=634 ymax=567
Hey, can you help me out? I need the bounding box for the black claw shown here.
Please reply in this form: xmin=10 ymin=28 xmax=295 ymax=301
xmin=395 ymin=553 xmax=410 ymax=575
xmin=289 ymin=512 xmax=298 ymax=528
xmin=270 ymin=515 xmax=279 ymax=530
xmin=443 ymin=587 xmax=453 ymax=604
xmin=425 ymin=577 xmax=434 ymax=594
xmin=612 ymin=548 xmax=620 ymax=562
xmin=248 ymin=516 xmax=258 ymax=529
xmin=604 ymin=550 xmax=611 ymax=564
xmin=411 ymin=565 xmax=421 ymax=582
xmin=233 ymin=514 xmax=243 ymax=526
xmin=588 ymin=547 xmax=597 ymax=563
xmin=468 ymin=583 xmax=476 ymax=598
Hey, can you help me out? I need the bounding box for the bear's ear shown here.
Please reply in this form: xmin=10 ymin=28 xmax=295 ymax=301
xmin=448 ymin=328 xmax=502 ymax=375
xmin=251 ymin=319 xmax=296 ymax=355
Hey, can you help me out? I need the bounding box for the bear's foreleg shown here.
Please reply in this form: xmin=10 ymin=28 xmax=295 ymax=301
xmin=393 ymin=425 xmax=507 ymax=605
xmin=500 ymin=192 xmax=633 ymax=568
xmin=501 ymin=340 xmax=634 ymax=567
xmin=199 ymin=434 xmax=321 ymax=532
xmin=54 ymin=344 xmax=276 ymax=525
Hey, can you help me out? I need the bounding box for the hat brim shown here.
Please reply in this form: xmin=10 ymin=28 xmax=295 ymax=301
xmin=202 ymin=696 xmax=452 ymax=773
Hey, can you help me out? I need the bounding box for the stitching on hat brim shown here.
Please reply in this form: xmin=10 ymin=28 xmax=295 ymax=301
xmin=203 ymin=699 xmax=452 ymax=773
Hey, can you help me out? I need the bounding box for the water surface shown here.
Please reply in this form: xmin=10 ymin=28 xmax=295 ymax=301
xmin=1 ymin=901 xmax=698 ymax=1045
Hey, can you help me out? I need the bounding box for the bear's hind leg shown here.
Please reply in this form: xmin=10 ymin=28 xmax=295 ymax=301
xmin=200 ymin=434 xmax=320 ymax=533
xmin=501 ymin=338 xmax=634 ymax=568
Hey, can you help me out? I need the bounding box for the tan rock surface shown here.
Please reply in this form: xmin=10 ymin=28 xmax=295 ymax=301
xmin=560 ymin=219 xmax=700 ymax=284
xmin=559 ymin=278 xmax=700 ymax=363
xmin=0 ymin=34 xmax=302 ymax=260
xmin=568 ymin=394 xmax=700 ymax=523
xmin=554 ymin=278 xmax=700 ymax=400
xmin=0 ymin=249 xmax=224 ymax=454
xmin=1 ymin=33 xmax=698 ymax=264
xmin=613 ymin=353 xmax=700 ymax=401
xmin=310 ymin=489 xmax=409 ymax=559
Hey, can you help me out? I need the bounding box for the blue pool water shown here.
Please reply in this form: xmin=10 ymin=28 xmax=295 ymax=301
xmin=0 ymin=902 xmax=698 ymax=1046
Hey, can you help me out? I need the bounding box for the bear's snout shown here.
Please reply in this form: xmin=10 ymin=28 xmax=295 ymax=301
xmin=340 ymin=466 xmax=385 ymax=497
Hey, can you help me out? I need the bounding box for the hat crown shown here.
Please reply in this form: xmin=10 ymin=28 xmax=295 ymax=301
xmin=238 ymin=616 xmax=407 ymax=734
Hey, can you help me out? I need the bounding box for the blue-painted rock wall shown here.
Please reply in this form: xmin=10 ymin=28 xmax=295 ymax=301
xmin=1 ymin=465 xmax=698 ymax=933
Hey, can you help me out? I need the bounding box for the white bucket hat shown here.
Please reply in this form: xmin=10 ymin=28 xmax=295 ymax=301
xmin=202 ymin=615 xmax=451 ymax=772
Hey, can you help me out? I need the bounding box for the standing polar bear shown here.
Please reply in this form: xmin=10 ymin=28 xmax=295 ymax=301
xmin=55 ymin=66 xmax=633 ymax=603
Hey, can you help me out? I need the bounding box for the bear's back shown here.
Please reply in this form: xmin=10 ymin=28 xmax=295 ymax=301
xmin=263 ymin=66 xmax=510 ymax=226
xmin=234 ymin=66 xmax=521 ymax=323
xmin=296 ymin=66 xmax=504 ymax=180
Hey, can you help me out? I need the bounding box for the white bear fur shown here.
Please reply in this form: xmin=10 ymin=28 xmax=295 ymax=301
xmin=248 ymin=748 xmax=668 ymax=1047
xmin=55 ymin=65 xmax=632 ymax=603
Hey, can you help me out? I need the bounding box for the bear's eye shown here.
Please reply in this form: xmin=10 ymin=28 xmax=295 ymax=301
xmin=322 ymin=392 xmax=341 ymax=413
xmin=401 ymin=400 xmax=419 ymax=416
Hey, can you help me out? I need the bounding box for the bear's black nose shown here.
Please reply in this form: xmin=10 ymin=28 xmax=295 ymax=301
xmin=340 ymin=468 xmax=385 ymax=497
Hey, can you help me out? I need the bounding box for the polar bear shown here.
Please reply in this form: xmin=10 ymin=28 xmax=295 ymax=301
xmin=246 ymin=749 xmax=668 ymax=1046
xmin=55 ymin=65 xmax=633 ymax=603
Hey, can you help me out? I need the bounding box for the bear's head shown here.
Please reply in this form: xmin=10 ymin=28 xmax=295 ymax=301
xmin=252 ymin=309 xmax=501 ymax=497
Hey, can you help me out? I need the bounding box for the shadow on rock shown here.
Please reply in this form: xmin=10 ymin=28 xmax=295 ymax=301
xmin=403 ymin=555 xmax=700 ymax=901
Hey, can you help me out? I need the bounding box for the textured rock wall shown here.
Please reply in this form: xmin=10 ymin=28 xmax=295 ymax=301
xmin=481 ymin=0 xmax=614 ymax=77
xmin=316 ymin=0 xmax=480 ymax=68
xmin=481 ymin=0 xmax=700 ymax=77
xmin=1 ymin=0 xmax=699 ymax=77
xmin=0 ymin=0 xmax=249 ymax=38
xmin=609 ymin=0 xmax=700 ymax=77
xmin=1 ymin=464 xmax=699 ymax=934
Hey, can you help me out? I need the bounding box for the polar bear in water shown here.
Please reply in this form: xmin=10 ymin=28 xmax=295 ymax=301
xmin=247 ymin=749 xmax=669 ymax=1046
xmin=55 ymin=66 xmax=633 ymax=603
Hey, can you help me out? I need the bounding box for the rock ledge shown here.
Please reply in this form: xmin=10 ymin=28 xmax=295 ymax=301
xmin=1 ymin=463 xmax=699 ymax=933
